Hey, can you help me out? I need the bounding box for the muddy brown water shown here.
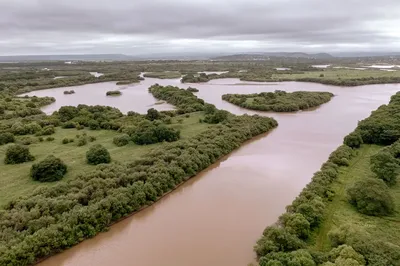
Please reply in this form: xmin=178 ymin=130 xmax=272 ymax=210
xmin=27 ymin=78 xmax=400 ymax=266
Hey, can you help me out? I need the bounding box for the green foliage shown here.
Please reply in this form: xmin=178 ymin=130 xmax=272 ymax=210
xmin=344 ymin=131 xmax=363 ymax=148
xmin=131 ymin=120 xmax=180 ymax=145
xmin=328 ymin=224 xmax=400 ymax=265
xmin=46 ymin=137 xmax=54 ymax=142
xmin=36 ymin=125 xmax=55 ymax=136
xmin=77 ymin=137 xmax=87 ymax=146
xmin=62 ymin=121 xmax=76 ymax=128
xmin=181 ymin=73 xmax=210 ymax=83
xmin=0 ymin=132 xmax=15 ymax=145
xmin=106 ymin=90 xmax=121 ymax=96
xmin=255 ymin=226 xmax=305 ymax=257
xmin=30 ymin=155 xmax=67 ymax=182
xmin=370 ymin=151 xmax=399 ymax=185
xmin=259 ymin=250 xmax=316 ymax=266
xmin=4 ymin=144 xmax=34 ymax=164
xmin=356 ymin=92 xmax=400 ymax=145
xmin=0 ymin=113 xmax=277 ymax=265
xmin=347 ymin=178 xmax=395 ymax=216
xmin=148 ymin=84 xmax=205 ymax=113
xmin=63 ymin=90 xmax=75 ymax=95
xmin=146 ymin=108 xmax=161 ymax=121
xmin=222 ymin=90 xmax=334 ymax=112
xmin=204 ymin=110 xmax=229 ymax=124
xmin=279 ymin=213 xmax=311 ymax=239
xmin=113 ymin=134 xmax=130 ymax=147
xmin=86 ymin=144 xmax=111 ymax=165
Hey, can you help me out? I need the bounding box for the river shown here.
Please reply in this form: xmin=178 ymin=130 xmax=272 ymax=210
xmin=27 ymin=78 xmax=400 ymax=266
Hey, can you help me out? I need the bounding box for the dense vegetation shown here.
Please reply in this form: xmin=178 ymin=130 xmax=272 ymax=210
xmin=254 ymin=92 xmax=400 ymax=266
xmin=143 ymin=72 xmax=182 ymax=79
xmin=0 ymin=115 xmax=277 ymax=265
xmin=106 ymin=90 xmax=121 ymax=96
xmin=0 ymin=76 xmax=279 ymax=265
xmin=30 ymin=155 xmax=67 ymax=182
xmin=222 ymin=90 xmax=334 ymax=112
xmin=4 ymin=144 xmax=35 ymax=164
xmin=149 ymin=84 xmax=205 ymax=114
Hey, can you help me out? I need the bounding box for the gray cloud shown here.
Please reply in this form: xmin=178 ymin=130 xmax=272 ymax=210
xmin=0 ymin=0 xmax=399 ymax=55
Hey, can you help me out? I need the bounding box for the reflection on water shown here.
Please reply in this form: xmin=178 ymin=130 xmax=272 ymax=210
xmin=34 ymin=78 xmax=400 ymax=266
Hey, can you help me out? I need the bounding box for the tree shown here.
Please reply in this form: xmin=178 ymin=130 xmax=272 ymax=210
xmin=344 ymin=131 xmax=363 ymax=148
xmin=0 ymin=132 xmax=15 ymax=145
xmin=86 ymin=144 xmax=111 ymax=165
xmin=146 ymin=108 xmax=161 ymax=121
xmin=347 ymin=178 xmax=395 ymax=216
xmin=113 ymin=134 xmax=130 ymax=146
xmin=370 ymin=151 xmax=399 ymax=186
xmin=4 ymin=144 xmax=35 ymax=164
xmin=280 ymin=213 xmax=310 ymax=239
xmin=30 ymin=155 xmax=67 ymax=182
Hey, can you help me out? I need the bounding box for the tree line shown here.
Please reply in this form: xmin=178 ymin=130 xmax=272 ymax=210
xmin=0 ymin=113 xmax=277 ymax=265
xmin=222 ymin=90 xmax=334 ymax=112
xmin=254 ymin=91 xmax=400 ymax=265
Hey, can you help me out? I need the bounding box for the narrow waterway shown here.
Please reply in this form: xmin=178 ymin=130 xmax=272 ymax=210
xmin=29 ymin=78 xmax=400 ymax=266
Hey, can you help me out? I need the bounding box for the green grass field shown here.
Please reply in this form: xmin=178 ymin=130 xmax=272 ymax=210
xmin=272 ymin=68 xmax=400 ymax=81
xmin=0 ymin=112 xmax=208 ymax=207
xmin=309 ymin=144 xmax=400 ymax=251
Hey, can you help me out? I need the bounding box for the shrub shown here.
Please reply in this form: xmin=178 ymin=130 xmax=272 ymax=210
xmin=0 ymin=132 xmax=15 ymax=145
xmin=21 ymin=136 xmax=34 ymax=145
xmin=39 ymin=125 xmax=55 ymax=136
xmin=255 ymin=226 xmax=305 ymax=257
xmin=88 ymin=120 xmax=100 ymax=130
xmin=279 ymin=213 xmax=310 ymax=239
xmin=77 ymin=138 xmax=87 ymax=146
xmin=46 ymin=137 xmax=55 ymax=142
xmin=88 ymin=136 xmax=97 ymax=142
xmin=62 ymin=121 xmax=76 ymax=128
xmin=30 ymin=155 xmax=67 ymax=182
xmin=4 ymin=144 xmax=35 ymax=164
xmin=62 ymin=138 xmax=69 ymax=144
xmin=86 ymin=144 xmax=111 ymax=165
xmin=38 ymin=137 xmax=44 ymax=142
xmin=146 ymin=108 xmax=161 ymax=121
xmin=204 ymin=110 xmax=229 ymax=124
xmin=113 ymin=134 xmax=130 ymax=146
xmin=106 ymin=90 xmax=121 ymax=96
xmin=370 ymin=151 xmax=399 ymax=186
xmin=131 ymin=121 xmax=180 ymax=145
xmin=347 ymin=178 xmax=395 ymax=216
xmin=344 ymin=131 xmax=363 ymax=148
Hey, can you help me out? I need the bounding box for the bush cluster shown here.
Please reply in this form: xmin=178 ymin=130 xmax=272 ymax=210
xmin=131 ymin=120 xmax=180 ymax=145
xmin=0 ymin=114 xmax=277 ymax=265
xmin=4 ymin=144 xmax=35 ymax=164
xmin=113 ymin=134 xmax=130 ymax=146
xmin=222 ymin=90 xmax=334 ymax=112
xmin=86 ymin=144 xmax=111 ymax=165
xmin=30 ymin=155 xmax=67 ymax=182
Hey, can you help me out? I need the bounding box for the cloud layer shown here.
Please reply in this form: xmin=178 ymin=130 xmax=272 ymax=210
xmin=1 ymin=0 xmax=399 ymax=55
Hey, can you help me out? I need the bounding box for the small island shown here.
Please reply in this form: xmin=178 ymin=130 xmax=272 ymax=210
xmin=143 ymin=72 xmax=182 ymax=79
xmin=63 ymin=90 xmax=75 ymax=95
xmin=186 ymin=87 xmax=199 ymax=92
xmin=222 ymin=90 xmax=334 ymax=112
xmin=106 ymin=90 xmax=122 ymax=96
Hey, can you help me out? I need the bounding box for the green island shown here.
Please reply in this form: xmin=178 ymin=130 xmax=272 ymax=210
xmin=106 ymin=90 xmax=122 ymax=96
xmin=222 ymin=91 xmax=334 ymax=112
xmin=63 ymin=90 xmax=75 ymax=95
xmin=254 ymin=92 xmax=400 ymax=265
xmin=143 ymin=71 xmax=182 ymax=79
xmin=0 ymin=84 xmax=277 ymax=265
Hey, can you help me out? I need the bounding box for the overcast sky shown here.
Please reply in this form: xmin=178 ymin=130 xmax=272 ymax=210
xmin=1 ymin=0 xmax=399 ymax=55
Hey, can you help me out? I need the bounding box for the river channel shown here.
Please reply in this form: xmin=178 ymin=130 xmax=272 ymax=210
xmin=25 ymin=78 xmax=400 ymax=266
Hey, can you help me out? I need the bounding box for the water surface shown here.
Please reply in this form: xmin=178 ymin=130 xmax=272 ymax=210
xmin=32 ymin=78 xmax=400 ymax=266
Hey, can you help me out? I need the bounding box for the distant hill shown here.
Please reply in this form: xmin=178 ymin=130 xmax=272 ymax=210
xmin=0 ymin=54 xmax=133 ymax=62
xmin=212 ymin=52 xmax=334 ymax=61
